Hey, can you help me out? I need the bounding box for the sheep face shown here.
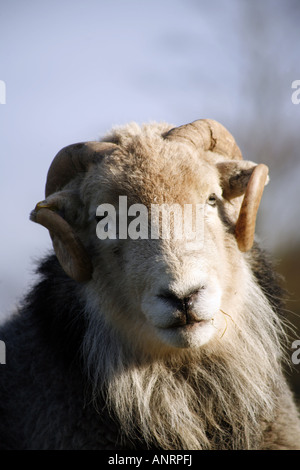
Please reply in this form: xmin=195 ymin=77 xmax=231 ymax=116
xmin=79 ymin=127 xmax=250 ymax=352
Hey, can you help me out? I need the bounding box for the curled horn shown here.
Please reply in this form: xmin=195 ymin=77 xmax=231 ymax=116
xmin=163 ymin=119 xmax=242 ymax=161
xmin=45 ymin=141 xmax=117 ymax=197
xmin=32 ymin=205 xmax=94 ymax=282
xmin=235 ymin=164 xmax=269 ymax=252
xmin=31 ymin=141 xmax=118 ymax=282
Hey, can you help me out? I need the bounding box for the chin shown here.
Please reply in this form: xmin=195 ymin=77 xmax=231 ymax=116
xmin=156 ymin=320 xmax=216 ymax=349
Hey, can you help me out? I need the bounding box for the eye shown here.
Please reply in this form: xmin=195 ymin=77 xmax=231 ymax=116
xmin=207 ymin=193 xmax=217 ymax=207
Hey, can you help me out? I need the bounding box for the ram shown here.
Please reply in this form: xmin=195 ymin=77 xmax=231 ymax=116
xmin=0 ymin=119 xmax=299 ymax=450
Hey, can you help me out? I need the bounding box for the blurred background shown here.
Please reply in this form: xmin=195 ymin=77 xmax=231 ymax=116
xmin=0 ymin=0 xmax=299 ymax=396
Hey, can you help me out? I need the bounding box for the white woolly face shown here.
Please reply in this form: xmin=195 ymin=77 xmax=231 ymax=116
xmin=86 ymin=169 xmax=239 ymax=353
xmin=79 ymin=130 xmax=250 ymax=354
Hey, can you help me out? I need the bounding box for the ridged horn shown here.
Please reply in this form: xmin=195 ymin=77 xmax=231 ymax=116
xmin=31 ymin=205 xmax=93 ymax=282
xmin=235 ymin=164 xmax=269 ymax=252
xmin=46 ymin=141 xmax=118 ymax=197
xmin=163 ymin=119 xmax=242 ymax=160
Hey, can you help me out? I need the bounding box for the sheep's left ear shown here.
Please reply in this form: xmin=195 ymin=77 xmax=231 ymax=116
xmin=217 ymin=160 xmax=269 ymax=199
xmin=217 ymin=161 xmax=269 ymax=252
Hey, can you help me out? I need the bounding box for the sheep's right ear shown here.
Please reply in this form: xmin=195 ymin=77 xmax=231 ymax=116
xmin=30 ymin=194 xmax=93 ymax=282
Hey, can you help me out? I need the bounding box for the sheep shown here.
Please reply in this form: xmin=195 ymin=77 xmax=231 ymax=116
xmin=0 ymin=118 xmax=300 ymax=450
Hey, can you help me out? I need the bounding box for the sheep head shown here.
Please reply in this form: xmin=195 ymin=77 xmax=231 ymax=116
xmin=30 ymin=119 xmax=269 ymax=351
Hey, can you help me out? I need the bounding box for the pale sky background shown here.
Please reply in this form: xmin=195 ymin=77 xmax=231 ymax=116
xmin=0 ymin=0 xmax=299 ymax=319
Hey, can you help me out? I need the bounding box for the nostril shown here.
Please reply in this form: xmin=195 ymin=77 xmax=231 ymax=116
xmin=158 ymin=290 xmax=184 ymax=311
xmin=183 ymin=295 xmax=196 ymax=313
xmin=158 ymin=287 xmax=205 ymax=312
xmin=185 ymin=288 xmax=204 ymax=309
xmin=184 ymin=297 xmax=193 ymax=310
xmin=157 ymin=287 xmax=206 ymax=326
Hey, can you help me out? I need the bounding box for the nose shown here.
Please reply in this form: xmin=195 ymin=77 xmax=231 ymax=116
xmin=158 ymin=288 xmax=203 ymax=324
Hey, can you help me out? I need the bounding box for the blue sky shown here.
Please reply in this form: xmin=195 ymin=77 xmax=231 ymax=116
xmin=0 ymin=0 xmax=299 ymax=317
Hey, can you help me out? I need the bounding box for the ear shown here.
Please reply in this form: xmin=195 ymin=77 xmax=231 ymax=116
xmin=30 ymin=191 xmax=93 ymax=282
xmin=217 ymin=160 xmax=269 ymax=200
xmin=217 ymin=161 xmax=269 ymax=252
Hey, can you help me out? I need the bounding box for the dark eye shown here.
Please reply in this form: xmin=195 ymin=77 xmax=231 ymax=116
xmin=207 ymin=194 xmax=217 ymax=206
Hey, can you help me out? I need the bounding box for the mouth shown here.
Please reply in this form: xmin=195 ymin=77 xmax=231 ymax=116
xmin=159 ymin=318 xmax=211 ymax=330
xmin=141 ymin=291 xmax=219 ymax=348
xmin=155 ymin=317 xmax=215 ymax=349
xmin=158 ymin=305 xmax=212 ymax=330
